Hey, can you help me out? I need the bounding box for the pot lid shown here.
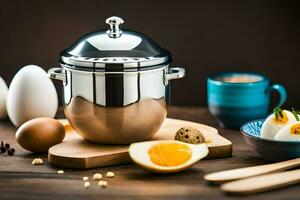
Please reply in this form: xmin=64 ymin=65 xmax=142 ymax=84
xmin=60 ymin=16 xmax=171 ymax=71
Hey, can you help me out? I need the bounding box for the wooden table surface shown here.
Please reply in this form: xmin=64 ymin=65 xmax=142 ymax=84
xmin=0 ymin=106 xmax=299 ymax=200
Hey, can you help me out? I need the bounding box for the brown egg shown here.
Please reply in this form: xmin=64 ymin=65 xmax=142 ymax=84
xmin=16 ymin=117 xmax=65 ymax=153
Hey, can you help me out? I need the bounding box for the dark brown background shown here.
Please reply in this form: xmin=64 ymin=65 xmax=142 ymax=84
xmin=1 ymin=0 xmax=299 ymax=107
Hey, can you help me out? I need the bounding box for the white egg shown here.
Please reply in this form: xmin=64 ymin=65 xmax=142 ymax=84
xmin=275 ymin=122 xmax=300 ymax=141
xmin=129 ymin=140 xmax=208 ymax=173
xmin=7 ymin=65 xmax=58 ymax=127
xmin=260 ymin=110 xmax=297 ymax=140
xmin=0 ymin=76 xmax=8 ymax=119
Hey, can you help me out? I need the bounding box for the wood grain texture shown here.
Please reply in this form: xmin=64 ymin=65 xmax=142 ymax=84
xmin=204 ymin=158 xmax=300 ymax=183
xmin=0 ymin=107 xmax=300 ymax=200
xmin=48 ymin=118 xmax=232 ymax=169
xmin=221 ymin=169 xmax=300 ymax=194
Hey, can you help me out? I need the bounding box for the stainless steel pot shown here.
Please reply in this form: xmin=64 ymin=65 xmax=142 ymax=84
xmin=48 ymin=16 xmax=185 ymax=144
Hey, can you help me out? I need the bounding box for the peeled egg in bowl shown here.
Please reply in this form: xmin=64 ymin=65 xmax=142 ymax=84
xmin=275 ymin=122 xmax=300 ymax=141
xmin=260 ymin=109 xmax=297 ymax=140
xmin=129 ymin=140 xmax=209 ymax=173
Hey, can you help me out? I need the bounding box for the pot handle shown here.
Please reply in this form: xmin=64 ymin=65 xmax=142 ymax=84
xmin=165 ymin=67 xmax=185 ymax=81
xmin=48 ymin=68 xmax=65 ymax=81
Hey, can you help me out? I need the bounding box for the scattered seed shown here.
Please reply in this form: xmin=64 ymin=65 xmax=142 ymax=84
xmin=98 ymin=180 xmax=108 ymax=187
xmin=84 ymin=181 xmax=90 ymax=188
xmin=7 ymin=149 xmax=14 ymax=156
xmin=32 ymin=158 xmax=43 ymax=165
xmin=82 ymin=176 xmax=89 ymax=181
xmin=93 ymin=173 xmax=102 ymax=180
xmin=4 ymin=143 xmax=10 ymax=149
xmin=0 ymin=141 xmax=15 ymax=156
xmin=106 ymin=171 xmax=114 ymax=178
xmin=57 ymin=170 xmax=64 ymax=174
xmin=0 ymin=146 xmax=6 ymax=153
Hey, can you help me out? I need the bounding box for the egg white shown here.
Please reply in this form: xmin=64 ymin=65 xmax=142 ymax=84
xmin=6 ymin=65 xmax=58 ymax=127
xmin=128 ymin=140 xmax=209 ymax=173
xmin=0 ymin=77 xmax=8 ymax=120
xmin=260 ymin=110 xmax=297 ymax=140
xmin=274 ymin=122 xmax=300 ymax=141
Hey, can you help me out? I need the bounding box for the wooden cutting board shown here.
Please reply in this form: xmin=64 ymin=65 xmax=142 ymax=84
xmin=49 ymin=118 xmax=232 ymax=169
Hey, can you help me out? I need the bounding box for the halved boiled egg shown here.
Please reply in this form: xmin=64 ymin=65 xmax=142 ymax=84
xmin=128 ymin=140 xmax=209 ymax=173
xmin=274 ymin=122 xmax=300 ymax=141
xmin=260 ymin=109 xmax=297 ymax=140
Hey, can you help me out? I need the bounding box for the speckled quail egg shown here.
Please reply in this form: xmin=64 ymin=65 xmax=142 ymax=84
xmin=260 ymin=109 xmax=297 ymax=140
xmin=274 ymin=122 xmax=300 ymax=141
xmin=129 ymin=140 xmax=209 ymax=173
xmin=175 ymin=126 xmax=206 ymax=144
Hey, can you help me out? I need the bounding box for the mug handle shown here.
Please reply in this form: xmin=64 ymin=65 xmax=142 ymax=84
xmin=270 ymin=84 xmax=287 ymax=107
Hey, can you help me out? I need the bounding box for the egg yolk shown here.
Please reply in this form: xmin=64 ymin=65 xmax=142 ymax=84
xmin=273 ymin=111 xmax=288 ymax=124
xmin=290 ymin=124 xmax=300 ymax=135
xmin=148 ymin=143 xmax=192 ymax=166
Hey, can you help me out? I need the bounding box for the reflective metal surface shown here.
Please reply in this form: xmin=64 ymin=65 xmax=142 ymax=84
xmin=61 ymin=64 xmax=170 ymax=107
xmin=106 ymin=16 xmax=124 ymax=38
xmin=49 ymin=65 xmax=184 ymax=144
xmin=48 ymin=16 xmax=186 ymax=144
xmin=64 ymin=96 xmax=167 ymax=144
xmin=60 ymin=16 xmax=171 ymax=70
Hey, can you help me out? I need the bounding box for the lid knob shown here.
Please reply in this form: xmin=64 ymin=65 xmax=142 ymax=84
xmin=106 ymin=16 xmax=124 ymax=38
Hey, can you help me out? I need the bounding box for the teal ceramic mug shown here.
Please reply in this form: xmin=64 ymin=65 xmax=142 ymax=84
xmin=207 ymin=72 xmax=287 ymax=129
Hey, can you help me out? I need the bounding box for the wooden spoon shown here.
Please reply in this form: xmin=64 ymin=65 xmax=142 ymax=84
xmin=221 ymin=169 xmax=300 ymax=194
xmin=204 ymin=158 xmax=300 ymax=183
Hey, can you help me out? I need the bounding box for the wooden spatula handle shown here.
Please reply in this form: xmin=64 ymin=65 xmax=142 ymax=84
xmin=204 ymin=158 xmax=300 ymax=183
xmin=221 ymin=169 xmax=300 ymax=194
